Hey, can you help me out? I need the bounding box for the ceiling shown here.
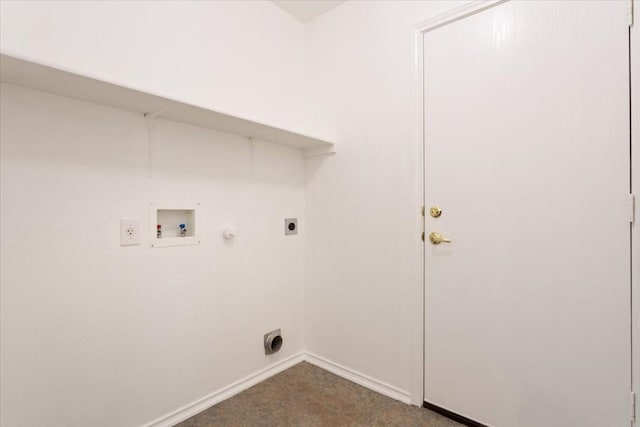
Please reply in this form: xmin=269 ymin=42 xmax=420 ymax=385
xmin=271 ymin=0 xmax=346 ymax=23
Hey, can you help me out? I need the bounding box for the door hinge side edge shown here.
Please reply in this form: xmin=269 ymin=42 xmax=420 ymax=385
xmin=631 ymin=391 xmax=636 ymax=422
xmin=629 ymin=0 xmax=634 ymax=27
xmin=631 ymin=194 xmax=636 ymax=223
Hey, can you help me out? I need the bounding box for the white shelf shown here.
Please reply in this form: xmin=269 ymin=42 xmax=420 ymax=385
xmin=0 ymin=54 xmax=336 ymax=156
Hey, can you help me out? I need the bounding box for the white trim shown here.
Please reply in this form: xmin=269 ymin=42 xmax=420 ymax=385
xmin=141 ymin=351 xmax=413 ymax=427
xmin=408 ymin=10 xmax=426 ymax=407
xmin=631 ymin=2 xmax=639 ymax=426
xmin=414 ymin=0 xmax=508 ymax=34
xmin=304 ymin=352 xmax=412 ymax=405
xmin=410 ymin=0 xmax=511 ymax=406
xmin=142 ymin=352 xmax=306 ymax=427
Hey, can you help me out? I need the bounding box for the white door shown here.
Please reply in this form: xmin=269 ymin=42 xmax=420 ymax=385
xmin=423 ymin=2 xmax=631 ymax=426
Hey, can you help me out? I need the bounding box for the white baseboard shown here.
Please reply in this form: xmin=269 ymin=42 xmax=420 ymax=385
xmin=142 ymin=351 xmax=413 ymax=427
xmin=142 ymin=351 xmax=306 ymax=427
xmin=303 ymin=352 xmax=413 ymax=405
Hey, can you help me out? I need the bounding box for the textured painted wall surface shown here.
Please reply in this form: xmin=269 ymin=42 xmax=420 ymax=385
xmin=0 ymin=84 xmax=306 ymax=426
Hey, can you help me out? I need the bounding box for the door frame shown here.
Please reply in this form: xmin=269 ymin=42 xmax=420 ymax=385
xmin=631 ymin=2 xmax=639 ymax=426
xmin=409 ymin=3 xmax=638 ymax=424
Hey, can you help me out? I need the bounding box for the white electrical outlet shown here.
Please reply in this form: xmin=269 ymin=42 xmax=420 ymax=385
xmin=120 ymin=217 xmax=141 ymax=246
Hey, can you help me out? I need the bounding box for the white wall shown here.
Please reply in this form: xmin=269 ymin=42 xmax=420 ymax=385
xmin=0 ymin=0 xmax=307 ymax=131
xmin=0 ymin=83 xmax=306 ymax=426
xmin=305 ymin=0 xmax=640 ymax=411
xmin=303 ymin=0 xmax=465 ymax=403
xmin=0 ymin=2 xmax=310 ymax=425
xmin=7 ymin=1 xmax=635 ymax=424
xmin=0 ymin=0 xmax=472 ymax=420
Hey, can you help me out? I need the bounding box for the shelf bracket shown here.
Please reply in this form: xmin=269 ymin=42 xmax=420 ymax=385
xmin=143 ymin=105 xmax=173 ymax=126
xmin=143 ymin=106 xmax=172 ymax=179
xmin=303 ymin=144 xmax=336 ymax=158
xmin=248 ymin=131 xmax=276 ymax=140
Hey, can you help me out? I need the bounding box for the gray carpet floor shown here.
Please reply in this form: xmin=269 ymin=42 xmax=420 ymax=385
xmin=177 ymin=362 xmax=463 ymax=426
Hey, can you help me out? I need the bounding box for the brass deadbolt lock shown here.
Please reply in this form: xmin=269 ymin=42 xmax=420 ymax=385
xmin=430 ymin=206 xmax=442 ymax=218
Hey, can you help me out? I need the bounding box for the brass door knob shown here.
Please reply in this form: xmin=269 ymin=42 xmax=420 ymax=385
xmin=429 ymin=232 xmax=452 ymax=245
